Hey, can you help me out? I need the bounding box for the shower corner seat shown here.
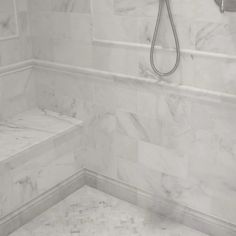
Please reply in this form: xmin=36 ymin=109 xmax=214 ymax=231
xmin=0 ymin=108 xmax=83 ymax=236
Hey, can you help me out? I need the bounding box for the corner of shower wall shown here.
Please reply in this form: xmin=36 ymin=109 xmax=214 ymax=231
xmin=6 ymin=0 xmax=236 ymax=235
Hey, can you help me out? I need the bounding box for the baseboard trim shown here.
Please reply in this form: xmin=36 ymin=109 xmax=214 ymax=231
xmin=1 ymin=169 xmax=236 ymax=236
xmin=85 ymin=169 xmax=236 ymax=236
xmin=0 ymin=169 xmax=85 ymax=236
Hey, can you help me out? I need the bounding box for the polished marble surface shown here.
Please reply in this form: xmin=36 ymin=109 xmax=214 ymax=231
xmin=9 ymin=186 xmax=209 ymax=236
xmin=0 ymin=108 xmax=82 ymax=162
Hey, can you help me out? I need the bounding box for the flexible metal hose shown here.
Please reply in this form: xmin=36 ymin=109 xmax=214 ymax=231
xmin=150 ymin=0 xmax=180 ymax=77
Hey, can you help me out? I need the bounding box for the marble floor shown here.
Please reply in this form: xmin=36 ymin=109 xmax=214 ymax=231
xmin=10 ymin=186 xmax=209 ymax=236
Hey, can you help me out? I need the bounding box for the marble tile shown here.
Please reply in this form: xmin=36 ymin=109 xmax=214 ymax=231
xmin=33 ymin=67 xmax=236 ymax=225
xmin=0 ymin=0 xmax=32 ymax=66
xmin=0 ymin=13 xmax=17 ymax=37
xmin=0 ymin=69 xmax=35 ymax=119
xmin=0 ymin=0 xmax=17 ymax=38
xmin=23 ymin=0 xmax=236 ymax=232
xmin=51 ymin=0 xmax=90 ymax=13
xmin=9 ymin=186 xmax=209 ymax=236
xmin=0 ymin=108 xmax=82 ymax=162
xmin=113 ymin=0 xmax=158 ymax=17
xmin=192 ymin=20 xmax=236 ymax=55
xmin=0 ymin=106 xmax=83 ymax=218
xmin=69 ymin=14 xmax=92 ymax=42
xmin=138 ymin=140 xmax=188 ymax=178
xmin=0 ymin=0 xmax=15 ymax=12
xmin=91 ymin=0 xmax=114 ymax=15
xmin=92 ymin=15 xmax=139 ymax=43
xmin=29 ymin=0 xmax=51 ymax=12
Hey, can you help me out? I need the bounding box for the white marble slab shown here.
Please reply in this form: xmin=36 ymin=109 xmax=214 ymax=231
xmin=0 ymin=108 xmax=82 ymax=162
xmin=9 ymin=186 xmax=209 ymax=236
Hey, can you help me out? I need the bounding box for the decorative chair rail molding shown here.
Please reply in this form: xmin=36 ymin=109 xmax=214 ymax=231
xmin=93 ymin=39 xmax=236 ymax=61
xmin=32 ymin=59 xmax=236 ymax=107
xmin=0 ymin=60 xmax=33 ymax=76
xmin=1 ymin=168 xmax=236 ymax=236
xmin=1 ymin=59 xmax=236 ymax=107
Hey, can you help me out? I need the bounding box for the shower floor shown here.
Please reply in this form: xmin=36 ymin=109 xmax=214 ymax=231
xmin=10 ymin=186 xmax=209 ymax=236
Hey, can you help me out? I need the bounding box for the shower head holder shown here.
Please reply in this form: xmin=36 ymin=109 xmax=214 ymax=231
xmin=215 ymin=0 xmax=236 ymax=13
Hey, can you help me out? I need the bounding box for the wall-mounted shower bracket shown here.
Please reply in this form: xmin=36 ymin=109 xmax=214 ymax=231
xmin=215 ymin=0 xmax=236 ymax=13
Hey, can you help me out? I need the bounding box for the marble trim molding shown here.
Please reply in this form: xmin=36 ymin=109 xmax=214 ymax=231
xmin=93 ymin=38 xmax=236 ymax=61
xmin=0 ymin=0 xmax=20 ymax=41
xmin=1 ymin=59 xmax=236 ymax=107
xmin=1 ymin=168 xmax=236 ymax=236
xmin=32 ymin=59 xmax=236 ymax=107
xmin=0 ymin=60 xmax=33 ymax=76
xmin=0 ymin=169 xmax=85 ymax=236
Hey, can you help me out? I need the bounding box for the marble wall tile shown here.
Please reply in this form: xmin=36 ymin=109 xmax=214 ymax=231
xmin=30 ymin=12 xmax=53 ymax=38
xmin=92 ymin=15 xmax=139 ymax=43
xmin=0 ymin=12 xmax=17 ymax=37
xmin=192 ymin=20 xmax=236 ymax=55
xmin=33 ymin=67 xmax=236 ymax=224
xmin=113 ymin=0 xmax=158 ymax=17
xmin=29 ymin=0 xmax=52 ymax=12
xmin=138 ymin=140 xmax=188 ymax=178
xmin=0 ymin=69 xmax=36 ymax=119
xmin=0 ymin=120 xmax=83 ymax=218
xmin=70 ymin=14 xmax=92 ymax=42
xmin=92 ymin=44 xmax=139 ymax=76
xmin=112 ymin=132 xmax=138 ymax=162
xmin=51 ymin=0 xmax=91 ymax=13
xmin=53 ymin=38 xmax=93 ymax=67
xmin=32 ymin=36 xmax=54 ymax=60
xmin=0 ymin=0 xmax=17 ymax=38
xmin=29 ymin=0 xmax=236 ymax=95
xmin=52 ymin=13 xmax=70 ymax=39
xmin=0 ymin=0 xmax=32 ymax=67
xmin=0 ymin=36 xmax=32 ymax=65
xmin=92 ymin=0 xmax=114 ymax=15
xmin=27 ymin=0 xmax=236 ymax=227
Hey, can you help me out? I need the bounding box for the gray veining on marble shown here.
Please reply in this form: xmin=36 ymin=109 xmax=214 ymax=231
xmin=9 ymin=186 xmax=209 ymax=236
xmin=0 ymin=108 xmax=82 ymax=162
xmin=0 ymin=0 xmax=18 ymax=38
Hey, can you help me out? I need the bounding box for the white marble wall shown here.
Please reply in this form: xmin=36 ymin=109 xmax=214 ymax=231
xmin=30 ymin=0 xmax=236 ymax=95
xmin=18 ymin=0 xmax=236 ymax=227
xmin=34 ymin=67 xmax=236 ymax=225
xmin=0 ymin=69 xmax=35 ymax=120
xmin=0 ymin=0 xmax=17 ymax=38
xmin=0 ymin=0 xmax=32 ymax=66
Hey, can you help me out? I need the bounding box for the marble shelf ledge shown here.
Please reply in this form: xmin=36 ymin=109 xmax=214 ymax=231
xmin=0 ymin=108 xmax=83 ymax=167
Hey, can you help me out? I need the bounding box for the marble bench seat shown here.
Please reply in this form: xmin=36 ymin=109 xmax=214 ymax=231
xmin=0 ymin=108 xmax=83 ymax=220
xmin=0 ymin=108 xmax=82 ymax=164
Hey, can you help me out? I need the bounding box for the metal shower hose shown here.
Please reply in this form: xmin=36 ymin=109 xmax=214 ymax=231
xmin=150 ymin=0 xmax=180 ymax=77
